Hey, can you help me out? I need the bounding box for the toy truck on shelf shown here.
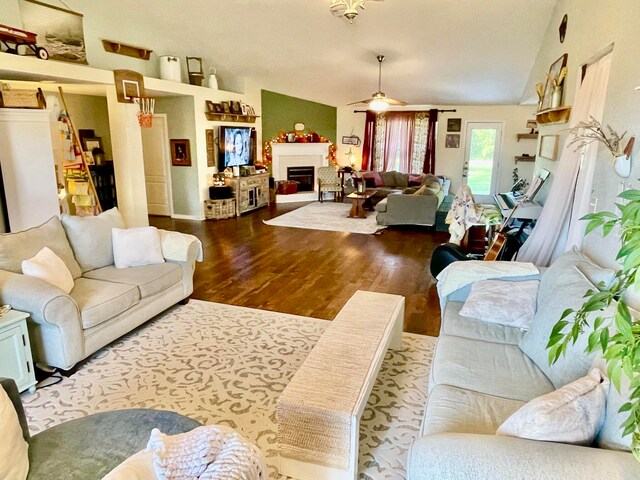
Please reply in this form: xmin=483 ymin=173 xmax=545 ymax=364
xmin=0 ymin=24 xmax=48 ymax=60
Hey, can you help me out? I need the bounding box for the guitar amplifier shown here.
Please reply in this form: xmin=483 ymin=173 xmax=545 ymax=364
xmin=209 ymin=186 xmax=233 ymax=200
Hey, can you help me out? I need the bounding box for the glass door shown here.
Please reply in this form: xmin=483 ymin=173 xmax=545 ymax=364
xmin=462 ymin=122 xmax=503 ymax=203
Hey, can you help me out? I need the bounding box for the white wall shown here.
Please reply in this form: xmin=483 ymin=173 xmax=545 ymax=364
xmin=336 ymin=105 xmax=536 ymax=194
xmin=522 ymin=0 xmax=640 ymax=268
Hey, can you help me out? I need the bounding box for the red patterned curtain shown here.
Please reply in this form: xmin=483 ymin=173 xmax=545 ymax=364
xmin=361 ymin=110 xmax=377 ymax=170
xmin=383 ymin=112 xmax=415 ymax=172
xmin=422 ymin=109 xmax=438 ymax=174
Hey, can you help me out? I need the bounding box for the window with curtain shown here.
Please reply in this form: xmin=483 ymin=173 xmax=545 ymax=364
xmin=370 ymin=112 xmax=430 ymax=173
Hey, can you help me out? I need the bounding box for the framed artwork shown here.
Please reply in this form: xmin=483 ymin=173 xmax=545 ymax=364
xmin=83 ymin=151 xmax=95 ymax=165
xmin=342 ymin=135 xmax=361 ymax=146
xmin=247 ymin=105 xmax=255 ymax=115
xmin=230 ymin=101 xmax=242 ymax=115
xmin=206 ymin=129 xmax=215 ymax=167
xmin=445 ymin=134 xmax=460 ymax=148
xmin=447 ymin=118 xmax=462 ymax=132
xmin=539 ymin=135 xmax=559 ymax=160
xmin=212 ymin=103 xmax=224 ymax=113
xmin=541 ymin=53 xmax=568 ymax=111
xmin=206 ymin=100 xmax=215 ymax=112
xmin=221 ymin=101 xmax=230 ymax=113
xmin=83 ymin=137 xmax=102 ymax=152
xmin=170 ymin=139 xmax=191 ymax=167
xmin=19 ymin=0 xmax=87 ymax=64
xmin=240 ymin=103 xmax=248 ymax=115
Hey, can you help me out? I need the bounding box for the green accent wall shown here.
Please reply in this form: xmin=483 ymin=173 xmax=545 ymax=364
xmin=261 ymin=90 xmax=337 ymax=143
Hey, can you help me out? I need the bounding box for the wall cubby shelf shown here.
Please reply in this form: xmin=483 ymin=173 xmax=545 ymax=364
xmin=536 ymin=106 xmax=572 ymax=125
xmin=205 ymin=113 xmax=259 ymax=123
xmin=515 ymin=155 xmax=536 ymax=163
xmin=517 ymin=133 xmax=538 ymax=141
xmin=101 ymin=39 xmax=152 ymax=60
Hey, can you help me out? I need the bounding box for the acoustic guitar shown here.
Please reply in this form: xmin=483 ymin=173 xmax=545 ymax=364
xmin=484 ymin=199 xmax=525 ymax=261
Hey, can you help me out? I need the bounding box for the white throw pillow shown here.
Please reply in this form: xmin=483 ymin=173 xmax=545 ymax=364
xmin=101 ymin=449 xmax=156 ymax=480
xmin=21 ymin=247 xmax=74 ymax=293
xmin=0 ymin=387 xmax=29 ymax=480
xmin=112 ymin=227 xmax=165 ymax=269
xmin=497 ymin=368 xmax=608 ymax=445
xmin=459 ymin=279 xmax=539 ymax=329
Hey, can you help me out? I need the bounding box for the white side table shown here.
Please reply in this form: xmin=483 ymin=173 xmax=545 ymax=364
xmin=0 ymin=310 xmax=36 ymax=393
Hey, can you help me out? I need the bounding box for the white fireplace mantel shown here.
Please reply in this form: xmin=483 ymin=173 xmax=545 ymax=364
xmin=271 ymin=143 xmax=331 ymax=203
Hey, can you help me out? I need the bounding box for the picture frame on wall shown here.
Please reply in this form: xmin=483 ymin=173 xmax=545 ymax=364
xmin=83 ymin=137 xmax=102 ymax=152
xmin=170 ymin=139 xmax=191 ymax=166
xmin=206 ymin=100 xmax=215 ymax=112
xmin=445 ymin=134 xmax=460 ymax=148
xmin=221 ymin=101 xmax=230 ymax=113
xmin=447 ymin=118 xmax=462 ymax=132
xmin=212 ymin=103 xmax=224 ymax=113
xmin=240 ymin=103 xmax=248 ymax=115
xmin=230 ymin=101 xmax=242 ymax=115
xmin=539 ymin=134 xmax=559 ymax=160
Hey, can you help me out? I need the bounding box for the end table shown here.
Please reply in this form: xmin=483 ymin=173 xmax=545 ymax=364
xmin=0 ymin=310 xmax=36 ymax=393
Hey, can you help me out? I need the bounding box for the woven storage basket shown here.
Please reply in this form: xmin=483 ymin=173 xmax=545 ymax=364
xmin=204 ymin=199 xmax=235 ymax=220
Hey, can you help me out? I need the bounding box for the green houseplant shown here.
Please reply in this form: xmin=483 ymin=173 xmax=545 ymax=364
xmin=546 ymin=187 xmax=640 ymax=460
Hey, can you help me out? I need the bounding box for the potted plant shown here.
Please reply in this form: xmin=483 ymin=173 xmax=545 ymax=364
xmin=546 ymin=202 xmax=640 ymax=460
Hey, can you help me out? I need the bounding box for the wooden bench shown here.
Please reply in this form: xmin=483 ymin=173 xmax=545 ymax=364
xmin=277 ymin=290 xmax=404 ymax=480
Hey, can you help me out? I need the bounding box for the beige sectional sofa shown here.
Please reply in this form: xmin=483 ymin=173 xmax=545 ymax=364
xmin=0 ymin=210 xmax=199 ymax=370
xmin=407 ymin=251 xmax=639 ymax=479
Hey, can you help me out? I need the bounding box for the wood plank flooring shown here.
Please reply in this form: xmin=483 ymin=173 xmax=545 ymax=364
xmin=149 ymin=202 xmax=448 ymax=336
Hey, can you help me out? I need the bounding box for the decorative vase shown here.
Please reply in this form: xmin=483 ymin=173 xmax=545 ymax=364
xmin=207 ymin=68 xmax=218 ymax=90
xmin=551 ymin=86 xmax=562 ymax=108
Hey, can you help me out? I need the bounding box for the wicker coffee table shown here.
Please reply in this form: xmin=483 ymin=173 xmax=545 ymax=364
xmin=346 ymin=191 xmax=374 ymax=218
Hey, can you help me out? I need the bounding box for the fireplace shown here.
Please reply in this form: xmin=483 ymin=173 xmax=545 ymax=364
xmin=287 ymin=166 xmax=314 ymax=192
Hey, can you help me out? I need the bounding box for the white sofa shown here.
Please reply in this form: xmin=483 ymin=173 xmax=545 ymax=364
xmin=0 ymin=210 xmax=199 ymax=370
xmin=407 ymin=251 xmax=639 ymax=479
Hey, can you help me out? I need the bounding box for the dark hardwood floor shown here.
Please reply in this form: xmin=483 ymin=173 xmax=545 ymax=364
xmin=149 ymin=202 xmax=448 ymax=336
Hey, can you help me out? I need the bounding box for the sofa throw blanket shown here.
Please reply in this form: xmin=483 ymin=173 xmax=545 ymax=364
xmin=158 ymin=230 xmax=204 ymax=262
xmin=436 ymin=260 xmax=539 ymax=301
xmin=445 ymin=185 xmax=482 ymax=244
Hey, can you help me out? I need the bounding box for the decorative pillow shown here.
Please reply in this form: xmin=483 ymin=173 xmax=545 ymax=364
xmin=592 ymin=358 xmax=632 ymax=451
xmin=62 ymin=207 xmax=125 ymax=273
xmin=412 ymin=186 xmax=427 ymax=196
xmin=102 ymin=449 xmax=156 ymax=480
xmin=408 ymin=174 xmax=424 ymax=186
xmin=362 ymin=172 xmax=384 ymax=187
xmin=394 ymin=172 xmax=409 ymax=188
xmin=379 ymin=171 xmax=397 ymax=187
xmin=0 ymin=216 xmax=82 ymax=279
xmin=0 ymin=387 xmax=29 ymax=480
xmin=421 ymin=174 xmax=443 ymax=188
xmin=459 ymin=279 xmax=539 ymax=329
xmin=497 ymin=368 xmax=608 ymax=445
xmin=112 ymin=227 xmax=165 ymax=269
xmin=22 ymin=247 xmax=74 ymax=294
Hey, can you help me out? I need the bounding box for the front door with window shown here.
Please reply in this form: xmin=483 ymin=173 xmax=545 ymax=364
xmin=462 ymin=122 xmax=503 ymax=203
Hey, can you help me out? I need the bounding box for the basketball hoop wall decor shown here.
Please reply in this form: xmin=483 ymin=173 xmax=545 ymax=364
xmin=113 ymin=69 xmax=145 ymax=103
xmin=135 ymin=97 xmax=155 ymax=128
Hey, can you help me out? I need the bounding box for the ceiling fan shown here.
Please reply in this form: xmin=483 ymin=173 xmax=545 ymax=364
xmin=348 ymin=55 xmax=407 ymax=112
xmin=329 ymin=0 xmax=384 ymax=23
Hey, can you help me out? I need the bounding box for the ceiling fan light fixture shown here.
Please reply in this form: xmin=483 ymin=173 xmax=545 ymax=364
xmin=330 ymin=0 xmax=366 ymax=22
xmin=369 ymin=98 xmax=389 ymax=112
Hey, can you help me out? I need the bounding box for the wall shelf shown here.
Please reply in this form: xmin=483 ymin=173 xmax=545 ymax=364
xmin=205 ymin=112 xmax=259 ymax=123
xmin=536 ymin=106 xmax=571 ymax=125
xmin=517 ymin=133 xmax=538 ymax=141
xmin=515 ymin=155 xmax=536 ymax=163
xmin=101 ymin=39 xmax=152 ymax=60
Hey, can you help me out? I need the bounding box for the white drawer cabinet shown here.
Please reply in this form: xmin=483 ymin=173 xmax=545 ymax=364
xmin=0 ymin=310 xmax=36 ymax=393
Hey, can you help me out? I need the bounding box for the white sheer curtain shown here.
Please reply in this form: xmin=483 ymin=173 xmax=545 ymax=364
xmin=383 ymin=112 xmax=415 ymax=172
xmin=517 ymin=53 xmax=613 ymax=266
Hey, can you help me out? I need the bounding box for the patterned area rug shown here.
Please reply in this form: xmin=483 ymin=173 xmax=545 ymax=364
xmin=22 ymin=300 xmax=435 ymax=479
xmin=264 ymin=202 xmax=387 ymax=235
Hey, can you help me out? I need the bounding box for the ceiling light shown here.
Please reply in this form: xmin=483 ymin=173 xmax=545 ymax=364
xmin=329 ymin=0 xmax=365 ymax=23
xmin=369 ymin=98 xmax=389 ymax=112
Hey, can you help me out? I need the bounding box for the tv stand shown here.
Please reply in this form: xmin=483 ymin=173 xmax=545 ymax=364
xmin=226 ymin=172 xmax=270 ymax=216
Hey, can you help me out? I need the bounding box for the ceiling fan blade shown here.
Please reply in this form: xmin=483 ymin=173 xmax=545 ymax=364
xmin=385 ymin=98 xmax=408 ymax=106
xmin=347 ymin=99 xmax=374 ymax=106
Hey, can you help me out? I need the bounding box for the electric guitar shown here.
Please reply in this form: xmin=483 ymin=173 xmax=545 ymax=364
xmin=484 ymin=197 xmax=526 ymax=261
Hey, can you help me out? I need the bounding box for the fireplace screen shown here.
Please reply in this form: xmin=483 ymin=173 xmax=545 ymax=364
xmin=287 ymin=167 xmax=314 ymax=192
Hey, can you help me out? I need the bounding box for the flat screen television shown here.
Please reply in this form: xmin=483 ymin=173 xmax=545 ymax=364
xmin=218 ymin=126 xmax=255 ymax=170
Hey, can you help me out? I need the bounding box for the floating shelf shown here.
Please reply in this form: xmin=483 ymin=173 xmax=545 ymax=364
xmin=101 ymin=39 xmax=152 ymax=60
xmin=515 ymin=156 xmax=536 ymax=163
xmin=517 ymin=133 xmax=538 ymax=141
xmin=536 ymin=106 xmax=571 ymax=125
xmin=205 ymin=112 xmax=259 ymax=123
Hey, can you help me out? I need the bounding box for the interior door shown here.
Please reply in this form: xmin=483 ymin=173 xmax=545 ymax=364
xmin=141 ymin=114 xmax=172 ymax=216
xmin=462 ymin=122 xmax=503 ymax=203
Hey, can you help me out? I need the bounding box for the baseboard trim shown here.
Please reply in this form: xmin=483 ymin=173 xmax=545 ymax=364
xmin=171 ymin=214 xmax=205 ymax=221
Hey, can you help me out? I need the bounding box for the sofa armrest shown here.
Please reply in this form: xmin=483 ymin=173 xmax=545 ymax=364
xmin=0 ymin=269 xmax=83 ymax=369
xmin=165 ymin=241 xmax=199 ymax=298
xmin=407 ymin=433 xmax=639 ymax=480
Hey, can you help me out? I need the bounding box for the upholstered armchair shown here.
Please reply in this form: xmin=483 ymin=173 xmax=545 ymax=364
xmin=317 ymin=166 xmax=342 ymax=202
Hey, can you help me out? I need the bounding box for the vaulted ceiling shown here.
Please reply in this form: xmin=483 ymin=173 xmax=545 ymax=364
xmin=39 ymin=0 xmax=559 ymax=106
